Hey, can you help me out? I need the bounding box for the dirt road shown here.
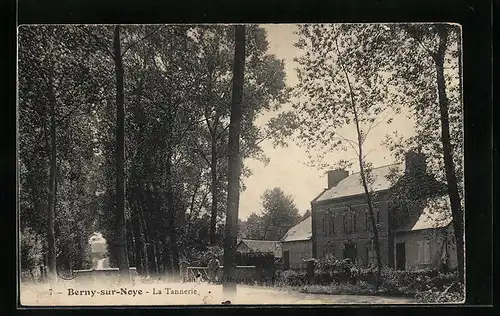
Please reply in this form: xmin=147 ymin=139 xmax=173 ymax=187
xmin=20 ymin=281 xmax=416 ymax=306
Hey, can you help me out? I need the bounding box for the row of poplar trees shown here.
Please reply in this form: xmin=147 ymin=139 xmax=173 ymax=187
xmin=18 ymin=24 xmax=290 ymax=283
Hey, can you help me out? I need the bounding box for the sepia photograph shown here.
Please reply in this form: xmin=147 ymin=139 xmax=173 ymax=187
xmin=17 ymin=23 xmax=465 ymax=306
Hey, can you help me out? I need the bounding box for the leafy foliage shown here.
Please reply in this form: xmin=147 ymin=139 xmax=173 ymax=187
xmin=240 ymin=187 xmax=301 ymax=240
xmin=20 ymin=227 xmax=44 ymax=272
xmin=18 ymin=25 xmax=288 ymax=280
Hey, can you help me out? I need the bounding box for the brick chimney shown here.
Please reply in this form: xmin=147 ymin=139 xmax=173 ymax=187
xmin=404 ymin=150 xmax=426 ymax=175
xmin=327 ymin=169 xmax=349 ymax=189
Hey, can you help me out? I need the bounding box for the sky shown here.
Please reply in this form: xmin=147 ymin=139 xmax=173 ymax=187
xmin=238 ymin=24 xmax=417 ymax=220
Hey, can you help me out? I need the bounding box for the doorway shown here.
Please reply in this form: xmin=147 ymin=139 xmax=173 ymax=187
xmin=343 ymin=243 xmax=357 ymax=262
xmin=396 ymin=242 xmax=406 ymax=270
xmin=283 ymin=250 xmax=290 ymax=270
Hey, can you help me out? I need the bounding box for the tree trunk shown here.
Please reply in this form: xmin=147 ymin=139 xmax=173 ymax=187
xmin=131 ymin=204 xmax=144 ymax=274
xmin=165 ymin=146 xmax=180 ymax=279
xmin=46 ymin=70 xmax=57 ymax=284
xmin=113 ymin=24 xmax=131 ymax=283
xmin=354 ymin=113 xmax=382 ymax=287
xmin=126 ymin=219 xmax=135 ymax=268
xmin=335 ymin=36 xmax=383 ymax=288
xmin=359 ymin=161 xmax=383 ymax=288
xmin=145 ymin=243 xmax=158 ymax=277
xmin=223 ymin=24 xmax=246 ymax=295
xmin=434 ymin=25 xmax=464 ymax=283
xmin=209 ymin=133 xmax=218 ymax=245
xmin=142 ymin=184 xmax=159 ymax=277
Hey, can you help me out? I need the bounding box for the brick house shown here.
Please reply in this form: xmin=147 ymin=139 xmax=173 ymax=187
xmin=311 ymin=151 xmax=458 ymax=271
xmin=280 ymin=216 xmax=312 ymax=271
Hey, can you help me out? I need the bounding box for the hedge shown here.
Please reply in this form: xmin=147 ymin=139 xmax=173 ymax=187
xmin=276 ymin=265 xmax=462 ymax=298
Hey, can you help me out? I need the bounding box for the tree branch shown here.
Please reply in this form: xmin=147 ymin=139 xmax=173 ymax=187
xmin=83 ymin=28 xmax=115 ymax=60
xmin=216 ymin=123 xmax=230 ymax=141
xmin=57 ymin=102 xmax=83 ymax=125
xmin=403 ymin=25 xmax=436 ymax=60
xmin=363 ymin=113 xmax=391 ymax=144
xmin=331 ymin=133 xmax=359 ymax=157
xmin=192 ymin=145 xmax=212 ymax=167
xmin=122 ymin=25 xmax=164 ymax=57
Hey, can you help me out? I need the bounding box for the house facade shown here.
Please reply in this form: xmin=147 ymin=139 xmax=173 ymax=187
xmin=280 ymin=216 xmax=312 ymax=271
xmin=393 ymin=197 xmax=458 ymax=271
xmin=311 ymin=151 xmax=458 ymax=271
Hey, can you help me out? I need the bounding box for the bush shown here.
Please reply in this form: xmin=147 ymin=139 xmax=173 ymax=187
xmin=301 ymin=281 xmax=377 ymax=295
xmin=20 ymin=227 xmax=43 ymax=274
xmin=188 ymin=246 xmax=224 ymax=267
xmin=275 ymin=270 xmax=307 ymax=287
xmin=415 ymin=282 xmax=465 ymax=303
xmin=310 ymin=258 xmax=461 ymax=298
xmin=312 ymin=254 xmax=364 ymax=285
xmin=379 ymin=268 xmax=459 ymax=296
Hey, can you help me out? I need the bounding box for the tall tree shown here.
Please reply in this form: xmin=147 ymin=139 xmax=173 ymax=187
xmin=259 ymin=187 xmax=301 ymax=240
xmin=406 ymin=25 xmax=463 ymax=283
xmin=381 ymin=24 xmax=464 ymax=282
xmin=292 ymin=24 xmax=398 ymax=287
xmin=18 ymin=25 xmax=103 ymax=283
xmin=112 ymin=25 xmax=131 ymax=282
xmin=189 ymin=25 xmax=289 ymax=245
xmin=223 ymin=24 xmax=246 ymax=295
xmin=240 ymin=213 xmax=264 ymax=239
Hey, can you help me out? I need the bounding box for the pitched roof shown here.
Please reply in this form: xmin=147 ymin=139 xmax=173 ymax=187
xmin=281 ymin=216 xmax=312 ymax=242
xmin=397 ymin=196 xmax=453 ymax=232
xmin=238 ymin=239 xmax=282 ymax=258
xmin=315 ymin=163 xmax=404 ymax=203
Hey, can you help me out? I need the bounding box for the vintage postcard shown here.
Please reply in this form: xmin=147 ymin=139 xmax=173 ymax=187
xmin=17 ymin=23 xmax=465 ymax=307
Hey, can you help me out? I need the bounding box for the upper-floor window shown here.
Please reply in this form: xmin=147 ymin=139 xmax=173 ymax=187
xmin=344 ymin=207 xmax=355 ymax=234
xmin=328 ymin=211 xmax=335 ymax=235
xmin=322 ymin=216 xmax=326 ymax=234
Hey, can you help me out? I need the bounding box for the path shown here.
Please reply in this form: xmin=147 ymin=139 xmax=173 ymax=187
xmin=19 ymin=282 xmax=417 ymax=306
xmin=96 ymin=258 xmax=110 ymax=269
xmin=220 ymin=285 xmax=417 ymax=304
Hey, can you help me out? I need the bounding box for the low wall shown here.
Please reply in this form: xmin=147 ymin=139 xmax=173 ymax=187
xmin=73 ymin=267 xmax=138 ymax=283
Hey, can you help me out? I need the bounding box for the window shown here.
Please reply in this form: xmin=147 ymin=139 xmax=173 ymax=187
xmin=344 ymin=207 xmax=354 ymax=233
xmin=329 ymin=212 xmax=335 ymax=234
xmin=322 ymin=217 xmax=326 ymax=234
xmin=417 ymin=240 xmax=431 ymax=264
xmin=353 ymin=212 xmax=357 ymax=232
xmin=366 ymin=242 xmax=376 ymax=268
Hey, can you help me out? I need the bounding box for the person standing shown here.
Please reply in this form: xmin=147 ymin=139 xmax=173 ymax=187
xmin=208 ymin=257 xmax=220 ymax=284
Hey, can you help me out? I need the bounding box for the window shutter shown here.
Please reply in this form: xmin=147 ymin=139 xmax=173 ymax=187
xmin=417 ymin=241 xmax=422 ymax=263
xmin=424 ymin=241 xmax=430 ymax=263
xmin=365 ymin=211 xmax=368 ymax=231
xmin=353 ymin=212 xmax=357 ymax=232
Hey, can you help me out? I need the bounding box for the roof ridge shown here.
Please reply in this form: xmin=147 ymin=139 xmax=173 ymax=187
xmin=346 ymin=162 xmax=402 ymax=177
xmin=242 ymin=239 xmax=278 ymax=242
